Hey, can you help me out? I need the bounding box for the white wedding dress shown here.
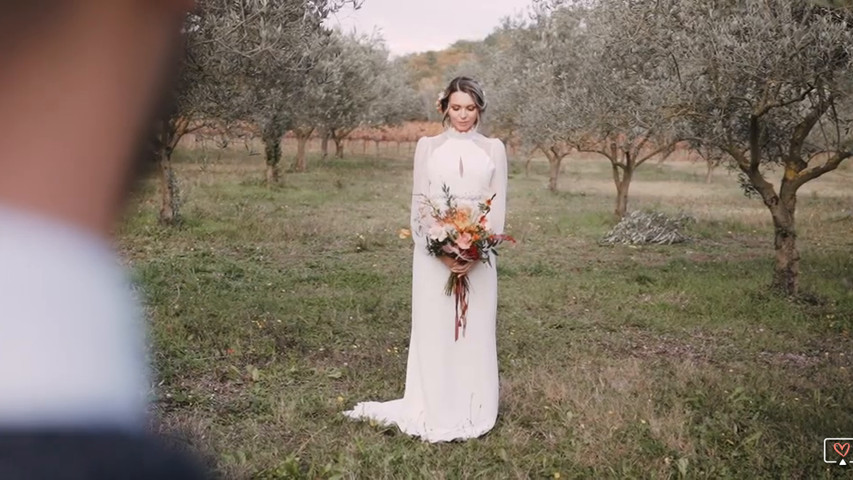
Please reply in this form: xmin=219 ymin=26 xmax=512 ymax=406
xmin=343 ymin=127 xmax=508 ymax=442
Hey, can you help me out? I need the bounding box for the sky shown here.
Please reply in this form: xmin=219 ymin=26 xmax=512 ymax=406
xmin=324 ymin=0 xmax=533 ymax=57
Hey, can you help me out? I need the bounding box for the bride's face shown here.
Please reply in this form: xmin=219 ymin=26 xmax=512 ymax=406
xmin=446 ymin=91 xmax=479 ymax=132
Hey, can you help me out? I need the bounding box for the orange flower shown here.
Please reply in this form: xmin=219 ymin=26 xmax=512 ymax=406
xmin=398 ymin=228 xmax=411 ymax=239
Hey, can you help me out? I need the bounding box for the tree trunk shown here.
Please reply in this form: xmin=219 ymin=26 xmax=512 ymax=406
xmin=158 ymin=148 xmax=180 ymax=225
xmin=289 ymin=126 xmax=314 ymax=172
xmin=261 ymin=116 xmax=284 ymax=186
xmin=705 ymin=161 xmax=716 ymax=184
xmin=334 ymin=137 xmax=345 ymax=158
xmin=263 ymin=128 xmax=282 ymax=186
xmin=265 ymin=164 xmax=277 ymax=185
xmin=362 ymin=139 xmax=367 ymax=155
xmin=611 ymin=147 xmax=634 ymax=218
xmin=321 ymin=132 xmax=330 ymax=160
xmin=157 ymin=120 xmax=180 ymax=225
xmin=739 ymin=115 xmax=803 ymax=296
xmin=374 ymin=140 xmax=380 ymax=156
xmin=614 ymin=173 xmax=631 ymax=218
xmin=770 ymin=193 xmax=799 ymax=295
xmin=737 ymin=151 xmax=803 ymax=296
xmin=547 ymin=155 xmax=562 ymax=192
xmin=294 ymin=135 xmax=309 ymax=172
xmin=540 ymin=145 xmax=564 ymax=192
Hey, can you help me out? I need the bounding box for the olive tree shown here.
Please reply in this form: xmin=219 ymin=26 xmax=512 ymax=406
xmin=202 ymin=0 xmax=362 ymax=184
xmin=555 ymin=0 xmax=681 ymax=217
xmin=318 ymin=33 xmax=417 ymax=160
xmin=483 ymin=7 xmax=585 ymax=192
xmin=668 ymin=0 xmax=853 ymax=294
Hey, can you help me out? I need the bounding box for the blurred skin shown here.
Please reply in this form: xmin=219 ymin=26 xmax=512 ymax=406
xmin=446 ymin=91 xmax=479 ymax=134
xmin=0 ymin=0 xmax=194 ymax=239
xmin=440 ymin=90 xmax=481 ymax=274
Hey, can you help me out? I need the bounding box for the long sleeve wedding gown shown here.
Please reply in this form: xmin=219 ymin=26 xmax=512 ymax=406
xmin=343 ymin=127 xmax=508 ymax=443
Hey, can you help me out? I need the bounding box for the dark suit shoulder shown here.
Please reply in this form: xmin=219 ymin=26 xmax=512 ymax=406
xmin=0 ymin=431 xmax=212 ymax=480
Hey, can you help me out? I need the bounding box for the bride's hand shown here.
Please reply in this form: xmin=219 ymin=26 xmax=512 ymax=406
xmin=450 ymin=260 xmax=475 ymax=275
xmin=439 ymin=256 xmax=457 ymax=269
xmin=439 ymin=256 xmax=475 ymax=274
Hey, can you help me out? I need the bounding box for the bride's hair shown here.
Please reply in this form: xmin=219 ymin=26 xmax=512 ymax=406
xmin=437 ymin=76 xmax=487 ymax=127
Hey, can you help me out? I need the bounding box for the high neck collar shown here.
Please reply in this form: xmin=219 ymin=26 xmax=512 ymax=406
xmin=444 ymin=125 xmax=478 ymax=139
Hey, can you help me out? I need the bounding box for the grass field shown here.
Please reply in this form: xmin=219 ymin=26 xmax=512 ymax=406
xmin=119 ymin=143 xmax=853 ymax=479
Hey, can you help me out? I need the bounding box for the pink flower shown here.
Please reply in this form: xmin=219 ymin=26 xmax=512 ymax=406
xmin=455 ymin=232 xmax=473 ymax=250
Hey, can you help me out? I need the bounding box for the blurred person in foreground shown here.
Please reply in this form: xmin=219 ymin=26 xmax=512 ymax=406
xmin=0 ymin=1 xmax=209 ymax=478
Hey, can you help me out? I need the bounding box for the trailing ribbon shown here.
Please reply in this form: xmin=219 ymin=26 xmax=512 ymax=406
xmin=446 ymin=271 xmax=470 ymax=341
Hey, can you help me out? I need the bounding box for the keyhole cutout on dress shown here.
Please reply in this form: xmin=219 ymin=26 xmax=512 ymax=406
xmin=458 ymin=156 xmax=464 ymax=177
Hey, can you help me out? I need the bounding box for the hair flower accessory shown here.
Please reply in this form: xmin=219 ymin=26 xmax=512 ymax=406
xmin=435 ymin=91 xmax=446 ymax=113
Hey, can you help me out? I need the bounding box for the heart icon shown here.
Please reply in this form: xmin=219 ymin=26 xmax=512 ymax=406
xmin=834 ymin=443 xmax=850 ymax=457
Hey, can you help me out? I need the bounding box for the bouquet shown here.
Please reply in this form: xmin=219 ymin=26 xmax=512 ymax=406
xmin=419 ymin=184 xmax=515 ymax=340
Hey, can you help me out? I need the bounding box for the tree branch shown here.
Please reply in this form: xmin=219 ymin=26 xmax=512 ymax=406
xmin=754 ymin=85 xmax=815 ymax=117
xmin=636 ymin=140 xmax=678 ymax=167
xmin=721 ymin=144 xmax=750 ymax=171
xmin=632 ymin=135 xmax=650 ymax=159
xmin=575 ymin=146 xmax=620 ymax=166
xmin=792 ymin=151 xmax=852 ymax=188
xmin=788 ymin=93 xmax=832 ymax=171
xmin=748 ymin=114 xmax=761 ymax=171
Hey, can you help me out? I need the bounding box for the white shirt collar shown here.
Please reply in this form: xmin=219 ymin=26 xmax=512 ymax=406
xmin=0 ymin=205 xmax=148 ymax=431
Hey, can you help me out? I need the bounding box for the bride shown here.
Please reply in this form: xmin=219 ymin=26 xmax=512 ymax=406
xmin=344 ymin=76 xmax=508 ymax=443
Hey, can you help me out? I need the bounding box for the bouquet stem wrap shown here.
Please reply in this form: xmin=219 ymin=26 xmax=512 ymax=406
xmin=445 ymin=271 xmax=470 ymax=340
